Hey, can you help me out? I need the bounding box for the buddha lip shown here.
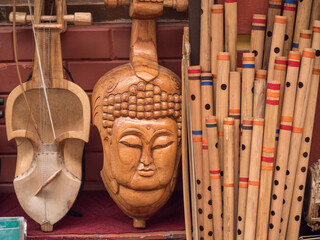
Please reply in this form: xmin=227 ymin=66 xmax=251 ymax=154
xmin=138 ymin=169 xmax=155 ymax=177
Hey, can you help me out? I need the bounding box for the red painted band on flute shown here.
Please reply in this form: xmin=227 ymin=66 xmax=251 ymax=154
xmin=239 ymin=183 xmax=248 ymax=188
xmin=210 ymin=175 xmax=221 ymax=179
xmin=210 ymin=170 xmax=221 ymax=174
xmin=225 ymin=0 xmax=237 ymax=2
xmin=275 ymin=59 xmax=288 ymax=65
xmin=300 ymin=33 xmax=312 ymax=39
xmin=243 ymin=57 xmax=255 ymax=62
xmin=261 ymin=165 xmax=274 ymax=170
xmin=256 ymin=73 xmax=267 ymax=79
xmin=281 ymin=116 xmax=293 ymax=122
xmin=239 ymin=177 xmax=249 ymax=182
xmin=313 ymin=27 xmax=320 ymax=33
xmin=211 ymin=8 xmax=224 ymax=14
xmin=283 ymin=6 xmax=296 ymax=11
xmin=217 ymin=55 xmax=231 ymax=60
xmin=223 ymin=183 xmax=234 ymax=187
xmin=193 ymin=137 xmax=202 ymax=142
xmin=266 ymin=99 xmax=279 ymax=105
xmin=262 ymin=156 xmax=274 ymax=163
xmin=303 ymin=51 xmax=316 ymax=58
xmin=267 ymin=83 xmax=281 ymax=90
xmin=263 ymin=147 xmax=275 ymax=153
xmin=218 ymin=131 xmax=224 ymax=136
xmin=280 ymin=124 xmax=293 ymax=131
xmin=274 ymin=17 xmax=287 ymax=24
xmin=275 ymin=65 xmax=287 ymax=71
xmin=287 ymin=60 xmax=300 ymax=67
xmin=288 ymin=52 xmax=301 ymax=60
xmin=206 ymin=118 xmax=217 ymax=123
xmin=249 ymin=181 xmax=260 ymax=186
xmin=224 ymin=120 xmax=235 ymax=125
xmin=243 ymin=120 xmax=253 ymax=125
xmin=292 ymin=127 xmax=303 ymax=133
xmin=267 ymin=92 xmax=280 ymax=98
xmin=202 ymin=145 xmax=208 ymax=150
xmin=313 ymin=69 xmax=320 ymax=75
xmin=188 ymin=69 xmax=201 ymax=74
xmin=252 ymin=18 xmax=266 ymax=24
xmin=253 ymin=120 xmax=264 ymax=125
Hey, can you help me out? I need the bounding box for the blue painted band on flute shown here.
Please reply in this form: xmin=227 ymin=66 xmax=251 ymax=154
xmin=192 ymin=130 xmax=203 ymax=135
xmin=242 ymin=64 xmax=255 ymax=68
xmin=292 ymin=42 xmax=299 ymax=48
xmin=284 ymin=0 xmax=297 ymax=4
xmin=201 ymin=82 xmax=213 ymax=86
xmin=276 ymin=129 xmax=280 ymax=134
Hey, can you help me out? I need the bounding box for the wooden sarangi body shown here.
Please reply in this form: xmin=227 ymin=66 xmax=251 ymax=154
xmin=6 ymin=0 xmax=91 ymax=232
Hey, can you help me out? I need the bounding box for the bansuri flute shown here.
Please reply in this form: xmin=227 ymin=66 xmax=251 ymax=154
xmin=250 ymin=14 xmax=267 ymax=70
xmin=216 ymin=52 xmax=230 ymax=178
xmin=298 ymin=30 xmax=313 ymax=54
xmin=206 ymin=116 xmax=223 ymax=240
xmin=291 ymin=0 xmax=313 ymax=51
xmin=267 ymin=51 xmax=301 ymax=240
xmin=279 ymin=48 xmax=316 ymax=240
xmin=188 ymin=65 xmax=204 ymax=238
xmin=211 ymin=4 xmax=224 ymax=112
xmin=224 ymin=0 xmax=237 ymax=71
xmin=309 ymin=0 xmax=320 ymax=29
xmin=241 ymin=53 xmax=255 ymax=124
xmin=243 ymin=118 xmax=265 ymax=240
xmin=223 ymin=117 xmax=235 ymax=240
xmin=273 ymin=56 xmax=287 ymax=155
xmin=253 ymin=70 xmax=267 ymax=118
xmin=266 ymin=16 xmax=287 ymax=83
xmin=200 ymin=73 xmax=214 ymax=238
xmin=255 ymin=80 xmax=281 ymax=240
xmin=200 ymin=0 xmax=211 ymax=72
xmin=229 ymin=71 xmax=241 ymax=222
xmin=282 ymin=0 xmax=297 ymax=57
xmin=286 ymin=23 xmax=320 ymax=239
xmin=262 ymin=0 xmax=283 ymax=69
xmin=236 ymin=118 xmax=253 ymax=240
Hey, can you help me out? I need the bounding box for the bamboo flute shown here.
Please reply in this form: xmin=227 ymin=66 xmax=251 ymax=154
xmin=267 ymin=51 xmax=301 ymax=240
xmin=188 ymin=65 xmax=204 ymax=238
xmin=282 ymin=0 xmax=297 ymax=57
xmin=286 ymin=24 xmax=320 ymax=239
xmin=253 ymin=70 xmax=267 ymax=118
xmin=200 ymin=73 xmax=214 ymax=239
xmin=243 ymin=118 xmax=265 ymax=240
xmin=200 ymin=0 xmax=211 ymax=72
xmin=236 ymin=117 xmax=253 ymax=240
xmin=211 ymin=4 xmax=224 ymax=113
xmin=216 ymin=52 xmax=231 ymax=180
xmin=206 ymin=116 xmax=223 ymax=240
xmin=292 ymin=0 xmax=313 ymax=51
xmin=266 ymin=16 xmax=287 ymax=83
xmin=223 ymin=117 xmax=235 ymax=240
xmin=298 ymin=30 xmax=313 ymax=54
xmin=262 ymin=0 xmax=283 ymax=69
xmin=250 ymin=14 xmax=267 ymax=70
xmin=224 ymin=0 xmax=237 ymax=71
xmin=241 ymin=53 xmax=255 ymax=124
xmin=279 ymin=48 xmax=316 ymax=240
xmin=255 ymin=80 xmax=281 ymax=240
xmin=181 ymin=27 xmax=192 ymax=240
xmin=273 ymin=56 xmax=287 ymax=156
xmin=309 ymin=0 xmax=320 ymax=29
xmin=229 ymin=71 xmax=241 ymax=224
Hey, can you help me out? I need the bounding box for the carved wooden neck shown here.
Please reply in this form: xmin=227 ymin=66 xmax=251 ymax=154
xmin=130 ymin=18 xmax=158 ymax=82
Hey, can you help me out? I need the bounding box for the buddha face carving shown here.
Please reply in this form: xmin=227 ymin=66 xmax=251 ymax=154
xmin=92 ymin=64 xmax=181 ymax=228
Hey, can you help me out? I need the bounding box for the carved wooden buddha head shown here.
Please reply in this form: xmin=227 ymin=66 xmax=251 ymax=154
xmin=92 ymin=63 xmax=181 ymax=228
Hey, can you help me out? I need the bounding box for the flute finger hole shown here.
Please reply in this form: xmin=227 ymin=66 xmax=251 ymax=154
xmin=267 ymin=31 xmax=272 ymax=37
xmin=208 ymin=231 xmax=213 ymax=236
xmin=205 ymin=104 xmax=211 ymax=110
xmin=238 ymin=229 xmax=242 ymax=235
xmin=274 ymin=47 xmax=280 ymax=53
xmin=286 ymin=82 xmax=291 ymax=87
xmin=284 ymin=34 xmax=289 ymax=41
xmin=269 ymin=223 xmax=274 ymax=229
xmin=221 ymin=84 xmax=227 ymax=90
xmin=298 ymin=82 xmax=304 ymax=88
xmin=276 ymin=166 xmax=280 ymax=171
xmin=286 ymin=170 xmax=290 ymax=175
xmin=285 ymin=184 xmax=287 ymax=190
xmin=298 ymin=196 xmax=303 ymax=201
xmin=252 ymin=50 xmax=258 ymax=56
xmin=299 ymin=185 xmax=304 ymax=190
xmin=274 ymin=180 xmax=279 ymax=185
xmin=316 ymin=50 xmax=320 ymax=57
xmin=295 ymin=215 xmax=300 ymax=221
xmin=271 ymin=211 xmax=275 ymax=216
xmin=305 ymin=137 xmax=310 ymax=142
xmin=301 ymin=167 xmax=306 ymax=172
xmin=191 ymin=94 xmax=196 ymax=100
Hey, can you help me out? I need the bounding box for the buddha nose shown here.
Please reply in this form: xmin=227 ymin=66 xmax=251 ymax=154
xmin=140 ymin=149 xmax=153 ymax=166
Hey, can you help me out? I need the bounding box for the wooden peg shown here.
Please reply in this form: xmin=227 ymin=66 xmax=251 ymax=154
xmin=253 ymin=70 xmax=267 ymax=118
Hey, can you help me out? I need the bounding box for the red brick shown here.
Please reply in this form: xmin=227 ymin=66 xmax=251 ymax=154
xmin=61 ymin=26 xmax=113 ymax=60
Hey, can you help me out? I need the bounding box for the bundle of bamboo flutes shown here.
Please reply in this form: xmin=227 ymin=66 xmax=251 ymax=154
xmin=182 ymin=0 xmax=320 ymax=239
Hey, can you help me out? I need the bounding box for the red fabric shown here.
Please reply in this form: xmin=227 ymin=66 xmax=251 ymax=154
xmin=0 ymin=190 xmax=185 ymax=238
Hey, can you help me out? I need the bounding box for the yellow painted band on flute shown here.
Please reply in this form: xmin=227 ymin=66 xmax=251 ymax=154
xmin=289 ymin=52 xmax=301 ymax=60
xmin=313 ymin=69 xmax=320 ymax=75
xmin=313 ymin=27 xmax=320 ymax=33
xmin=253 ymin=120 xmax=264 ymax=125
xmin=202 ymin=139 xmax=208 ymax=144
xmin=193 ymin=138 xmax=202 ymax=142
xmin=274 ymin=65 xmax=287 ymax=71
xmin=300 ymin=33 xmax=312 ymax=39
xmin=281 ymin=116 xmax=293 ymax=122
xmin=274 ymin=17 xmax=287 ymax=24
xmin=210 ymin=175 xmax=221 ymax=179
xmin=217 ymin=55 xmax=231 ymax=60
xmin=243 ymin=120 xmax=253 ymax=125
xmin=263 ymin=147 xmax=275 ymax=153
xmin=239 ymin=183 xmax=248 ymax=188
xmin=211 ymin=8 xmax=223 ymax=13
xmin=303 ymin=51 xmax=316 ymax=58
xmin=223 ymin=183 xmax=234 ymax=187
xmin=261 ymin=165 xmax=274 ymax=170
xmin=242 ymin=57 xmax=255 ymax=62
xmin=255 ymin=73 xmax=267 ymax=79
xmin=249 ymin=181 xmax=260 ymax=186
xmin=229 ymin=109 xmax=241 ymax=113
xmin=218 ymin=131 xmax=224 ymax=136
xmin=292 ymin=127 xmax=303 ymax=133
xmin=206 ymin=118 xmax=217 ymax=123
xmin=267 ymin=92 xmax=280 ymax=98
xmin=224 ymin=120 xmax=234 ymax=125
